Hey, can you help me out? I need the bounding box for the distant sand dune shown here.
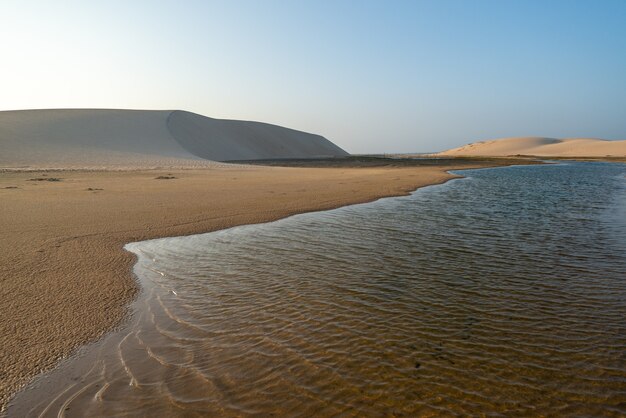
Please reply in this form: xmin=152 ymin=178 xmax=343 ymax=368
xmin=438 ymin=136 xmax=626 ymax=157
xmin=0 ymin=109 xmax=348 ymax=168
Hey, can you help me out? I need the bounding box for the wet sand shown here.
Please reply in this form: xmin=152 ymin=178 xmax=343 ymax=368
xmin=0 ymin=159 xmax=531 ymax=410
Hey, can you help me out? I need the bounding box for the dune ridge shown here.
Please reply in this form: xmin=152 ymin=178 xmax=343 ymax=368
xmin=438 ymin=136 xmax=626 ymax=157
xmin=167 ymin=110 xmax=347 ymax=161
xmin=0 ymin=109 xmax=348 ymax=168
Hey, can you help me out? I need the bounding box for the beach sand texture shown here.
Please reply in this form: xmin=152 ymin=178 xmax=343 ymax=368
xmin=438 ymin=136 xmax=626 ymax=157
xmin=0 ymin=109 xmax=348 ymax=169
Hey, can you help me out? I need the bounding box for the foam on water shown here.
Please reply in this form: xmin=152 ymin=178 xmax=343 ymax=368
xmin=8 ymin=162 xmax=626 ymax=416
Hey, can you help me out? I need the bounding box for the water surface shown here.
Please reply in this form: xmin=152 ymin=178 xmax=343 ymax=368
xmin=10 ymin=162 xmax=626 ymax=416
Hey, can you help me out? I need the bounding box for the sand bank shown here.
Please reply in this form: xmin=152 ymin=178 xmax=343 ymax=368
xmin=0 ymin=160 xmax=530 ymax=410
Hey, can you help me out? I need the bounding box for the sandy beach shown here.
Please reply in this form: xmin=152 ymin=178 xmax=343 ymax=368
xmin=0 ymin=159 xmax=535 ymax=410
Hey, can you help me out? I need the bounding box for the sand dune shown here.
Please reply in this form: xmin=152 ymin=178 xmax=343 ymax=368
xmin=438 ymin=137 xmax=626 ymax=157
xmin=0 ymin=109 xmax=348 ymax=168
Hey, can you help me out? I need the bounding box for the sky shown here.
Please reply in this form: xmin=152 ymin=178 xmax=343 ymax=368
xmin=1 ymin=0 xmax=625 ymax=153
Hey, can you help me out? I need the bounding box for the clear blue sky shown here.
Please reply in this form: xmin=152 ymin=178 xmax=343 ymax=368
xmin=1 ymin=0 xmax=625 ymax=153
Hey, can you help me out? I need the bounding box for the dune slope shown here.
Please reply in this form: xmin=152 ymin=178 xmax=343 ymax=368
xmin=439 ymin=137 xmax=626 ymax=157
xmin=0 ymin=109 xmax=348 ymax=168
xmin=168 ymin=110 xmax=348 ymax=161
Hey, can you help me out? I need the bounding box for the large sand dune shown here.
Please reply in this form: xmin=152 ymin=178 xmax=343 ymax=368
xmin=0 ymin=109 xmax=348 ymax=168
xmin=438 ymin=137 xmax=626 ymax=158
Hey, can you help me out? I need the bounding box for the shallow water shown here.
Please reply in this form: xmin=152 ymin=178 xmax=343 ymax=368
xmin=9 ymin=162 xmax=626 ymax=417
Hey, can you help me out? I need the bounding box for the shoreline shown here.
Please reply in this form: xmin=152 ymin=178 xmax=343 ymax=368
xmin=7 ymin=170 xmax=469 ymax=415
xmin=0 ymin=159 xmax=536 ymax=411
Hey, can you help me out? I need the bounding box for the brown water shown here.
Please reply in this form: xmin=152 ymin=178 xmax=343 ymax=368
xmin=8 ymin=162 xmax=626 ymax=417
